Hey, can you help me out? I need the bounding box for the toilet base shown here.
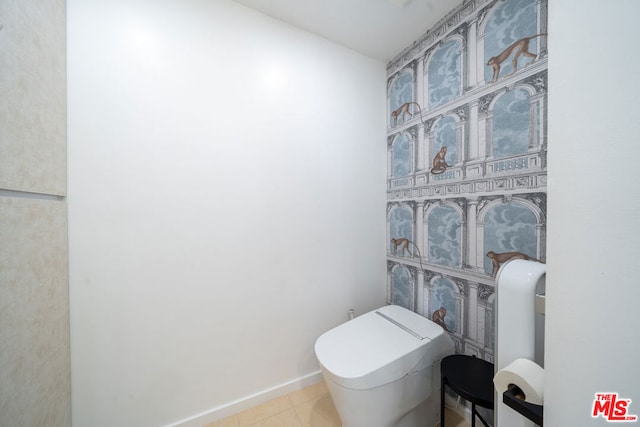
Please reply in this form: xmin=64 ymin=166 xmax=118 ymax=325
xmin=324 ymin=367 xmax=441 ymax=427
xmin=392 ymin=392 xmax=440 ymax=427
xmin=334 ymin=392 xmax=440 ymax=427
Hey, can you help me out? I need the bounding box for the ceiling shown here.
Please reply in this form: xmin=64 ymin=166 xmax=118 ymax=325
xmin=231 ymin=0 xmax=462 ymax=63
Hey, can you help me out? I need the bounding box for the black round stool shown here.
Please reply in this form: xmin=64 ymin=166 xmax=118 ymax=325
xmin=440 ymin=354 xmax=494 ymax=427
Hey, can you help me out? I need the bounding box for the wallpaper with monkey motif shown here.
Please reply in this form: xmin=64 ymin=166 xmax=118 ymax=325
xmin=386 ymin=0 xmax=548 ymax=361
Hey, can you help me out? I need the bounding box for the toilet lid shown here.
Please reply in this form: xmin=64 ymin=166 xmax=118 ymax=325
xmin=315 ymin=305 xmax=445 ymax=389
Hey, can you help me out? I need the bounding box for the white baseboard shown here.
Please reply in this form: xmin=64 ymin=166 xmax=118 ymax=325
xmin=166 ymin=371 xmax=324 ymax=427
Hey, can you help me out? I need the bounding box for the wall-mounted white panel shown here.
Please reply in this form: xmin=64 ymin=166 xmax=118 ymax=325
xmin=0 ymin=0 xmax=66 ymax=195
xmin=545 ymin=1 xmax=640 ymax=425
xmin=0 ymin=196 xmax=70 ymax=427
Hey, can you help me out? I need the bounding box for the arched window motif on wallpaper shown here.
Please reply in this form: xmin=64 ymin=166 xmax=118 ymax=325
xmin=391 ymin=265 xmax=412 ymax=309
xmin=431 ymin=116 xmax=457 ymax=167
xmin=484 ymin=0 xmax=538 ymax=84
xmin=427 ymin=205 xmax=462 ymax=268
xmin=388 ymin=206 xmax=414 ymax=254
xmin=391 ymin=132 xmax=412 ymax=177
xmin=427 ymin=39 xmax=462 ymax=109
xmin=429 ymin=277 xmax=457 ymax=333
xmin=483 ymin=202 xmax=538 ymax=274
xmin=492 ymin=88 xmax=532 ymax=158
xmin=388 ymin=69 xmax=414 ymax=127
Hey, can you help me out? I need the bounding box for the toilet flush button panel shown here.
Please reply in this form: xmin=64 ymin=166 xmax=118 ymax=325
xmin=374 ymin=305 xmax=443 ymax=340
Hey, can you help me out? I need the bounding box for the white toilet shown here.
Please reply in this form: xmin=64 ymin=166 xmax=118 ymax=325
xmin=315 ymin=305 xmax=454 ymax=427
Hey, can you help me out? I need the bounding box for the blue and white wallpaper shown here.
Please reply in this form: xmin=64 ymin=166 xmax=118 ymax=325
xmin=427 ymin=205 xmax=461 ymax=268
xmin=492 ymin=88 xmax=531 ymax=157
xmin=388 ymin=70 xmax=415 ymax=127
xmin=386 ymin=0 xmax=547 ymax=359
xmin=428 ymin=40 xmax=462 ymax=109
xmin=484 ymin=0 xmax=539 ymax=82
xmin=432 ymin=117 xmax=457 ymax=166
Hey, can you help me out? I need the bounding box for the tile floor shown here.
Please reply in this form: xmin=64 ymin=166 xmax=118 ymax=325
xmin=202 ymin=381 xmax=471 ymax=427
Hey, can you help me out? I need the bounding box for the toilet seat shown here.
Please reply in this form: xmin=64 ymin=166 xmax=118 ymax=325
xmin=315 ymin=305 xmax=446 ymax=390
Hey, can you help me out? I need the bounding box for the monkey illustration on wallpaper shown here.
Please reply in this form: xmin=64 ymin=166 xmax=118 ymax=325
xmin=391 ymin=238 xmax=413 ymax=257
xmin=384 ymin=0 xmax=548 ymax=359
xmin=391 ymin=102 xmax=425 ymax=126
xmin=430 ymin=146 xmax=450 ymax=174
xmin=487 ymin=33 xmax=547 ymax=83
xmin=432 ymin=307 xmax=449 ymax=332
xmin=486 ymin=251 xmax=543 ymax=276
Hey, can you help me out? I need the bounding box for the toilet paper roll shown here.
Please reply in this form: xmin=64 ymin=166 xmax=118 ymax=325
xmin=493 ymin=358 xmax=545 ymax=405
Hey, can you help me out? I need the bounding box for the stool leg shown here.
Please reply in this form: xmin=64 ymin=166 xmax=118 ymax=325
xmin=471 ymin=403 xmax=476 ymax=427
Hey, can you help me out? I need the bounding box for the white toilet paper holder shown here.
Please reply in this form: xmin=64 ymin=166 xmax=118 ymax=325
xmin=495 ymin=259 xmax=547 ymax=427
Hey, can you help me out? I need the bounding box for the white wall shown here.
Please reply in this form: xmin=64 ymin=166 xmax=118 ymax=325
xmin=67 ymin=1 xmax=387 ymax=426
xmin=545 ymin=0 xmax=640 ymax=425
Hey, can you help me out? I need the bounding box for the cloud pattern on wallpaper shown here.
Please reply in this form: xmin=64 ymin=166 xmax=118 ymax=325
xmin=386 ymin=0 xmax=547 ymax=359
xmin=483 ymin=203 xmax=537 ymax=274
xmin=392 ymin=133 xmax=411 ymax=176
xmin=429 ymin=278 xmax=457 ymax=332
xmin=392 ymin=266 xmax=411 ymax=309
xmin=432 ymin=116 xmax=457 ymax=163
xmin=389 ymin=207 xmax=413 ymax=244
xmin=388 ymin=71 xmax=414 ymax=126
xmin=484 ymin=0 xmax=538 ymax=81
xmin=428 ymin=40 xmax=462 ymax=109
xmin=428 ymin=206 xmax=461 ymax=268
xmin=493 ymin=89 xmax=531 ymax=158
